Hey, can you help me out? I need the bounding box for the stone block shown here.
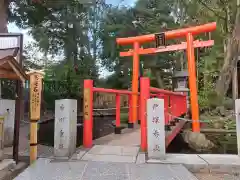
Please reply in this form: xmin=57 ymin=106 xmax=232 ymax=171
xmin=147 ymin=98 xmax=165 ymax=159
xmin=0 ymin=100 xmax=15 ymax=147
xmin=136 ymin=153 xmax=146 ymax=164
xmin=54 ymin=99 xmax=77 ymax=158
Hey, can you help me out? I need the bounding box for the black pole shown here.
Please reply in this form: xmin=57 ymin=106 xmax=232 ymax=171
xmin=13 ymin=81 xmax=23 ymax=164
xmin=13 ymin=34 xmax=23 ymax=164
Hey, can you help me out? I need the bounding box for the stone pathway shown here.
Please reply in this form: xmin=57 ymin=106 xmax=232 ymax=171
xmin=14 ymin=127 xmax=200 ymax=180
xmin=70 ymin=145 xmax=145 ymax=164
xmin=93 ymin=127 xmax=141 ymax=146
xmin=14 ymin=158 xmax=198 ymax=180
xmin=12 ymin=125 xmax=240 ymax=179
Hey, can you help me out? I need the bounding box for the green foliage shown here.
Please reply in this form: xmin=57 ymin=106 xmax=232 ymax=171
xmin=198 ymin=81 xmax=234 ymax=112
xmin=198 ymin=81 xmax=222 ymax=110
xmin=10 ymin=0 xmax=101 ymax=78
xmin=4 ymin=0 xmax=238 ymax=112
xmin=43 ymin=60 xmax=93 ymax=109
xmin=99 ymin=0 xmax=178 ymax=89
xmin=120 ymin=112 xmax=129 ymax=124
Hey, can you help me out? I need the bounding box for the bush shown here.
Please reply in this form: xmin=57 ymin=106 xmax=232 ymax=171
xmin=120 ymin=112 xmax=129 ymax=124
xmin=198 ymin=81 xmax=225 ymax=111
xmin=222 ymin=97 xmax=234 ymax=110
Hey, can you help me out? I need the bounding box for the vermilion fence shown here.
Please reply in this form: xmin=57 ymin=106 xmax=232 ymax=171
xmin=83 ymin=79 xmax=141 ymax=148
xmin=83 ymin=78 xmax=187 ymax=151
xmin=150 ymin=87 xmax=187 ymax=124
xmin=140 ymin=77 xmax=187 ymax=151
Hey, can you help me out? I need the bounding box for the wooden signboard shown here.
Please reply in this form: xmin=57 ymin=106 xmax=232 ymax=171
xmin=84 ymin=88 xmax=90 ymax=120
xmin=30 ymin=73 xmax=43 ymax=120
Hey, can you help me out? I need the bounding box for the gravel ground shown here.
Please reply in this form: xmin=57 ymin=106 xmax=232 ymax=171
xmin=194 ymin=173 xmax=240 ymax=180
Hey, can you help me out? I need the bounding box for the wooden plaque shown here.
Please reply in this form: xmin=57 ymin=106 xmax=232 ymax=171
xmin=83 ymin=88 xmax=90 ymax=120
xmin=30 ymin=73 xmax=43 ymax=120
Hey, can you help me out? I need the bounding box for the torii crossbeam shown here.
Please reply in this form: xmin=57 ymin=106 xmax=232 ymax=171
xmin=116 ymin=22 xmax=216 ymax=133
xmin=120 ymin=40 xmax=214 ymax=57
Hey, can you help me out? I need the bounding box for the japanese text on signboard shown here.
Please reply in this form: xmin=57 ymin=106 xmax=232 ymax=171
xmin=30 ymin=73 xmax=42 ymax=120
xmin=84 ymin=88 xmax=90 ymax=120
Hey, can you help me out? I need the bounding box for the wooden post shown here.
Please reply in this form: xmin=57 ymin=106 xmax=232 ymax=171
xmin=13 ymin=81 xmax=22 ymax=164
xmin=28 ymin=71 xmax=44 ymax=164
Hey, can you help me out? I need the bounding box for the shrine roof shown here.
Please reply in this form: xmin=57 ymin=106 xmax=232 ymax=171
xmin=0 ymin=54 xmax=28 ymax=81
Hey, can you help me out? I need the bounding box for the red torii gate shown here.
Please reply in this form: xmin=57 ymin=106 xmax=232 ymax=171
xmin=116 ymin=22 xmax=216 ymax=132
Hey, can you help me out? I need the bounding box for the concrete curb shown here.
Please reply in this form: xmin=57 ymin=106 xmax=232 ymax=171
xmin=147 ymin=154 xmax=240 ymax=174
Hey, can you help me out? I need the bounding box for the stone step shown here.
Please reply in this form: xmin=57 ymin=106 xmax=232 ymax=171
xmin=0 ymin=159 xmax=18 ymax=180
xmin=0 ymin=162 xmax=28 ymax=180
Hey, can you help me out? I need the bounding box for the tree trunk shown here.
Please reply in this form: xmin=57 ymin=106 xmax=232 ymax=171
xmin=151 ymin=69 xmax=165 ymax=88
xmin=215 ymin=0 xmax=240 ymax=96
xmin=0 ymin=0 xmax=8 ymax=33
xmin=215 ymin=37 xmax=240 ymax=96
xmin=232 ymin=57 xmax=238 ymax=100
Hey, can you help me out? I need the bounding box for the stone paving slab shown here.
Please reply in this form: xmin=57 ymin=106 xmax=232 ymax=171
xmin=93 ymin=128 xmax=140 ymax=146
xmin=128 ymin=163 xmax=198 ymax=180
xmin=198 ymin=154 xmax=240 ymax=174
xmin=70 ymin=150 xmax=87 ymax=160
xmin=199 ymin=154 xmax=240 ymax=166
xmin=148 ymin=154 xmax=207 ymax=165
xmin=148 ymin=154 xmax=208 ymax=173
xmin=81 ymin=154 xmax=137 ymax=163
xmin=14 ymin=158 xmax=198 ymax=180
xmin=80 ymin=145 xmax=140 ymax=163
xmin=148 ymin=154 xmax=240 ymax=174
xmin=87 ymin=145 xmax=139 ymax=156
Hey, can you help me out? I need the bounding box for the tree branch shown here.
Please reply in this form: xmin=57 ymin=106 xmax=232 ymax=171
xmin=219 ymin=0 xmax=228 ymax=12
xmin=198 ymin=0 xmax=226 ymax=20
